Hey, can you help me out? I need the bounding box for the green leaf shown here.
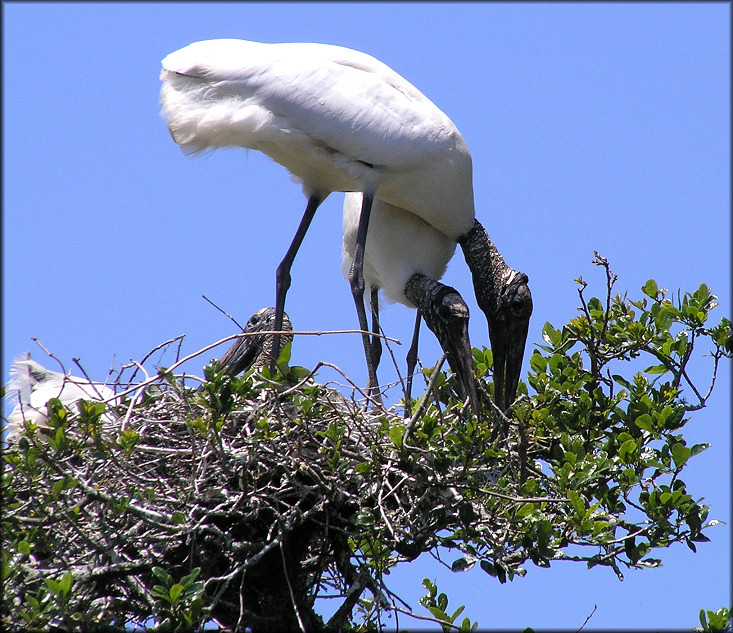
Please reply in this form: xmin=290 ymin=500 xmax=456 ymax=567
xmin=44 ymin=578 xmax=60 ymax=594
xmin=634 ymin=414 xmax=654 ymax=432
xmin=152 ymin=566 xmax=172 ymax=585
xmin=642 ymin=279 xmax=659 ymax=298
xmin=428 ymin=605 xmax=448 ymax=621
xmin=180 ymin=568 xmax=201 ymax=587
xmin=644 ymin=364 xmax=669 ymax=375
xmin=515 ymin=502 xmax=536 ymax=519
xmin=168 ymin=583 xmax=184 ymax=603
xmin=699 ymin=608 xmax=708 ymax=629
xmin=671 ymin=443 xmax=691 ymax=469
xmin=277 ymin=340 xmax=293 ymax=366
xmin=541 ymin=322 xmax=560 ymax=347
xmin=619 ymin=438 xmax=638 ymax=464
xmin=450 ymin=605 xmax=466 ymax=622
xmin=529 ymin=352 xmax=547 ymax=373
xmin=58 ymin=571 xmax=73 ymax=596
xmin=690 ymin=443 xmax=710 ymax=457
xmin=388 ymin=425 xmax=404 ymax=448
xmin=451 ymin=557 xmax=474 ymax=572
xmin=567 ymin=490 xmax=585 ymax=517
xmin=612 ymin=374 xmax=632 ymax=389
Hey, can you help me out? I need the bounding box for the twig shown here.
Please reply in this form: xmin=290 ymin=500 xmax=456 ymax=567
xmin=31 ymin=337 xmax=67 ymax=374
xmin=391 ymin=604 xmax=467 ymax=631
xmin=202 ymin=294 xmax=246 ymax=331
xmin=405 ymin=353 xmax=446 ymax=440
xmin=125 ymin=334 xmax=187 ymax=383
xmin=72 ymin=357 xmax=116 ymax=400
xmin=575 ymin=604 xmax=597 ymax=632
xmin=280 ymin=541 xmax=307 ymax=633
xmin=228 ymin=328 xmax=401 ymax=344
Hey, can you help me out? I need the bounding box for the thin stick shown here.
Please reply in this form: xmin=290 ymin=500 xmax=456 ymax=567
xmin=280 ymin=542 xmax=307 ymax=633
xmin=31 ymin=337 xmax=67 ymax=374
xmin=575 ymin=604 xmax=597 ymax=632
xmin=405 ymin=353 xmax=446 ymax=440
xmin=201 ymin=294 xmax=245 ymax=331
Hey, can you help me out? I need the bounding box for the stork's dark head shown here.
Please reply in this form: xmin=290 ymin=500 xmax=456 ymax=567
xmin=405 ymin=274 xmax=479 ymax=414
xmin=458 ymin=219 xmax=533 ymax=414
xmin=218 ymin=307 xmax=293 ymax=377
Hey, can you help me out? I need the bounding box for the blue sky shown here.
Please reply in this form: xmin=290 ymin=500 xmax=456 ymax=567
xmin=3 ymin=3 xmax=730 ymax=630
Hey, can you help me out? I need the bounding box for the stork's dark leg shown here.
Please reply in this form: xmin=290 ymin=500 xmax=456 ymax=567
xmin=404 ymin=312 xmax=422 ymax=418
xmin=369 ymin=287 xmax=382 ymax=376
xmin=271 ymin=193 xmax=325 ymax=375
xmin=348 ymin=191 xmax=382 ymax=406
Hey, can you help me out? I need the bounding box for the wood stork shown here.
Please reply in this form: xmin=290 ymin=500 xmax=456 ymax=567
xmin=159 ymin=39 xmax=531 ymax=412
xmin=217 ymin=307 xmax=293 ymax=376
xmin=4 ymin=356 xmax=119 ymax=442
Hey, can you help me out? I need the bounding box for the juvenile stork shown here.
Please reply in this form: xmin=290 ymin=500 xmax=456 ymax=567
xmin=4 ymin=356 xmax=119 ymax=442
xmin=217 ymin=307 xmax=293 ymax=376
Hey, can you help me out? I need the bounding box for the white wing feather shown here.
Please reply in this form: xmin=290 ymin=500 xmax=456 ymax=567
xmin=160 ymin=39 xmax=475 ymax=236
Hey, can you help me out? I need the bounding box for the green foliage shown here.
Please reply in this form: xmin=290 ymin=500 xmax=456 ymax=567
xmin=151 ymin=567 xmax=205 ymax=632
xmin=500 ymin=259 xmax=730 ymax=579
xmin=419 ymin=578 xmax=478 ymax=632
xmin=401 ymin=258 xmax=729 ymax=622
xmin=11 ymin=570 xmax=81 ymax=630
xmin=2 ymin=256 xmax=729 ymax=631
xmin=697 ymin=606 xmax=732 ymax=633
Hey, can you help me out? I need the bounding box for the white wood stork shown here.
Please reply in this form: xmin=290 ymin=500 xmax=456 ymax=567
xmin=159 ymin=39 xmax=531 ymax=413
xmin=4 ymin=356 xmax=119 ymax=442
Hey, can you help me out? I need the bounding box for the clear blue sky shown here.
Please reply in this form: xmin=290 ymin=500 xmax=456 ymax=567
xmin=3 ymin=3 xmax=730 ymax=630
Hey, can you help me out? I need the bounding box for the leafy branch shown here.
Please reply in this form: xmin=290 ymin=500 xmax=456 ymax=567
xmin=2 ymin=258 xmax=730 ymax=631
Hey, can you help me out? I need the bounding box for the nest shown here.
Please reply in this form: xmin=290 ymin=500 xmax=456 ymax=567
xmin=3 ymin=352 xmax=522 ymax=632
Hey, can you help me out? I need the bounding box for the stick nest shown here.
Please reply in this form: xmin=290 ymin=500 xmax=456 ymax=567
xmin=3 ymin=357 xmax=519 ymax=631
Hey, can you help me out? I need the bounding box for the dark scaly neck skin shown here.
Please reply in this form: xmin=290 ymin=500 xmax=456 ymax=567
xmin=458 ymin=219 xmax=511 ymax=320
xmin=256 ymin=314 xmax=293 ymax=371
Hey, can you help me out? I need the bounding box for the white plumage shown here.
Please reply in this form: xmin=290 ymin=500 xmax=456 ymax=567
xmin=159 ymin=38 xmax=475 ymax=238
xmin=341 ymin=192 xmax=456 ymax=308
xmin=4 ymin=357 xmax=119 ymax=441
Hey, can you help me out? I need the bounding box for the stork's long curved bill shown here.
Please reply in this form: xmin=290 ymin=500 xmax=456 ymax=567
xmin=219 ymin=334 xmax=262 ymax=377
xmin=490 ymin=274 xmax=533 ymax=414
xmin=491 ymin=317 xmax=530 ymax=414
xmin=435 ymin=312 xmax=480 ymax=415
